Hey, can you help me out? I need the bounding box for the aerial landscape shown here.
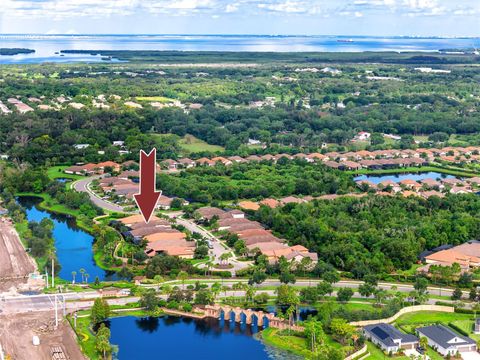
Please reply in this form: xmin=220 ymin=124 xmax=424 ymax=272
xmin=1 ymin=1 xmax=480 ymax=360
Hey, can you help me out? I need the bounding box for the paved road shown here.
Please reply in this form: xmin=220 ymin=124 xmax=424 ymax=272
xmin=1 ymin=276 xmax=471 ymax=316
xmin=147 ymin=278 xmax=465 ymax=298
xmin=73 ymin=176 xmax=127 ymax=213
xmin=165 ymin=213 xmax=252 ymax=275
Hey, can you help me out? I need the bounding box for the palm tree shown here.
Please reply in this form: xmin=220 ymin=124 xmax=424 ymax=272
xmin=232 ymin=282 xmax=244 ymax=303
xmin=419 ymin=337 xmax=429 ymax=359
xmin=211 ymin=282 xmax=221 ymax=302
xmin=71 ymin=271 xmax=77 ymax=285
xmin=221 ymin=285 xmax=229 ymax=298
xmin=220 ymin=252 xmax=232 ymax=265
xmin=84 ymin=273 xmax=90 ymax=284
xmin=246 ymin=285 xmax=256 ymax=303
xmin=177 ymin=271 xmax=188 ymax=290
xmin=351 ymin=333 xmax=359 ymax=348
xmin=285 ymin=305 xmax=295 ymax=334
xmin=204 ymin=261 xmax=212 ymax=277
xmin=79 ymin=268 xmax=86 ymax=284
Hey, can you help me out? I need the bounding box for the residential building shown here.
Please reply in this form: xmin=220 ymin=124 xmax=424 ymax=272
xmin=417 ymin=325 xmax=477 ymax=356
xmin=363 ymin=323 xmax=419 ymax=353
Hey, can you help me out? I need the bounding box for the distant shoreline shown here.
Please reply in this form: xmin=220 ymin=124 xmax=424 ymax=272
xmin=0 ymin=48 xmax=35 ymax=56
xmin=0 ymin=34 xmax=479 ymax=39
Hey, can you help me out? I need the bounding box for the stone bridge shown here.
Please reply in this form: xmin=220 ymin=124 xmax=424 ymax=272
xmin=204 ymin=305 xmax=303 ymax=331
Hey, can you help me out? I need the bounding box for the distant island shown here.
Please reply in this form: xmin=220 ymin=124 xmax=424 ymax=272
xmin=60 ymin=49 xmax=479 ymax=64
xmin=0 ymin=48 xmax=35 ymax=56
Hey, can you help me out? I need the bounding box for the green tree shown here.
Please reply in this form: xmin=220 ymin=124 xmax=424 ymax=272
xmin=330 ymin=318 xmax=355 ymax=345
xmin=90 ymin=298 xmax=110 ymax=325
xmin=195 ymin=288 xmax=214 ymax=305
xmin=336 ymin=288 xmax=353 ymax=303
xmin=95 ymin=323 xmax=112 ymax=360
xmin=304 ymin=318 xmax=325 ymax=353
xmin=452 ymin=287 xmax=463 ymax=301
xmin=323 ymin=271 xmax=340 ymax=284
xmin=248 ymin=269 xmax=267 ymax=286
xmin=177 ymin=270 xmax=189 ymax=290
xmin=140 ymin=289 xmax=159 ymax=312
xmin=317 ymin=281 xmax=333 ymax=298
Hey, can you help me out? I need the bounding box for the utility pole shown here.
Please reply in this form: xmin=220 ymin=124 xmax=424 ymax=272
xmin=51 ymin=258 xmax=55 ymax=288
xmin=45 ymin=269 xmax=49 ymax=288
xmin=54 ymin=294 xmax=58 ymax=328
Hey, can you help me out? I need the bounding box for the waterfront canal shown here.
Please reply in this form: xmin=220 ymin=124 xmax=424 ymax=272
xmin=18 ymin=196 xmax=118 ymax=281
xmin=108 ymin=315 xmax=299 ymax=360
xmin=354 ymin=171 xmax=457 ymax=184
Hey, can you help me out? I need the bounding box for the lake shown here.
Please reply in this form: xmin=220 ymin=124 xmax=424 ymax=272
xmin=0 ymin=34 xmax=479 ymax=64
xmin=354 ymin=171 xmax=458 ymax=184
xmin=108 ymin=315 xmax=299 ymax=360
xmin=17 ymin=196 xmax=118 ymax=282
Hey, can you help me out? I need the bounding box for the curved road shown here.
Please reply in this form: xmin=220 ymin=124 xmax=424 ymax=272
xmin=73 ymin=176 xmax=127 ymax=213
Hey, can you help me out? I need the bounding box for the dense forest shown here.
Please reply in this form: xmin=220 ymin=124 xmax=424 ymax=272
xmin=157 ymin=160 xmax=354 ymax=203
xmin=60 ymin=50 xmax=480 ymax=64
xmin=0 ymin=54 xmax=479 ymax=164
xmin=254 ymin=194 xmax=480 ymax=277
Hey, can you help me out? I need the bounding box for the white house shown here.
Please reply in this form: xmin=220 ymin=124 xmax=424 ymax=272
xmin=355 ymin=131 xmax=371 ymax=141
xmin=417 ymin=325 xmax=477 ymax=356
xmin=364 ymin=323 xmax=419 ymax=354
xmin=73 ymin=144 xmax=90 ymax=150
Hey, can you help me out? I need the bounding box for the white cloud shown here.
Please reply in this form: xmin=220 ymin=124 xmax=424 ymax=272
xmin=225 ymin=3 xmax=240 ymax=13
xmin=258 ymin=1 xmax=307 ymax=14
xmin=0 ymin=0 xmax=478 ymax=21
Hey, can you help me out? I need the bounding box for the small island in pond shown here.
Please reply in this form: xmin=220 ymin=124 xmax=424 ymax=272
xmin=0 ymin=48 xmax=35 ymax=56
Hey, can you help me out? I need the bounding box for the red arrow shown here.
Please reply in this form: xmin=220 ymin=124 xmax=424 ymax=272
xmin=134 ymin=149 xmax=161 ymax=224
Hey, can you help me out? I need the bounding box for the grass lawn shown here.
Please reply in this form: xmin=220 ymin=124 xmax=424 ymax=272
xmin=47 ymin=165 xmax=84 ymax=181
xmin=136 ymin=96 xmax=175 ymax=103
xmin=179 ymin=134 xmax=224 ymax=153
xmin=413 ymin=135 xmax=429 ymax=142
xmin=450 ymin=319 xmax=480 ymax=341
xmin=260 ymin=328 xmax=315 ymax=358
xmin=426 ymin=348 xmax=444 ymax=360
xmin=365 ymin=341 xmax=443 ymax=360
xmin=395 ymin=310 xmax=476 ymax=340
xmin=396 ymin=311 xmax=472 ymax=326
xmin=365 ymin=341 xmax=409 ymax=360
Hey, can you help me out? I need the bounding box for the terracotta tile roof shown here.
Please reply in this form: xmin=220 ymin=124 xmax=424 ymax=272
xmin=260 ymin=198 xmax=281 ymax=208
xmin=238 ymin=201 xmax=260 ymax=211
xmin=119 ymin=214 xmax=163 ymax=226
xmin=145 ymin=232 xmax=186 ymax=242
xmin=426 ymin=249 xmax=480 ymax=267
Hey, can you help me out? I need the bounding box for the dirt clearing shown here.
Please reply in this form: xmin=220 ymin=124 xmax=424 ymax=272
xmin=0 ymin=217 xmax=37 ymax=292
xmin=0 ymin=311 xmax=86 ymax=360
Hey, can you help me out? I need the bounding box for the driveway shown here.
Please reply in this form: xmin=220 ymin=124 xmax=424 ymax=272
xmin=73 ymin=176 xmax=128 ymax=213
xmin=462 ymin=352 xmax=480 ymax=360
xmin=165 ymin=213 xmax=253 ymax=275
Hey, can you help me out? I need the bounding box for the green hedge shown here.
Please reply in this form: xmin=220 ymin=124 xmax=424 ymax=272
xmin=448 ymin=322 xmax=469 ymax=336
xmin=454 ymin=308 xmax=475 ymax=314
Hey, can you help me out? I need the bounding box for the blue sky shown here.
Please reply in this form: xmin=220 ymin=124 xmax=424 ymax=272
xmin=0 ymin=0 xmax=479 ymax=36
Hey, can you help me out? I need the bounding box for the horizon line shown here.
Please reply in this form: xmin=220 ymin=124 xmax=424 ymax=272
xmin=0 ymin=33 xmax=479 ymax=39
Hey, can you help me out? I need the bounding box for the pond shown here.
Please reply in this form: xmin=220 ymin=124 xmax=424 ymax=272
xmin=55 ymin=178 xmax=72 ymax=183
xmin=108 ymin=315 xmax=300 ymax=360
xmin=354 ymin=171 xmax=458 ymax=185
xmin=17 ymin=196 xmax=118 ymax=282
